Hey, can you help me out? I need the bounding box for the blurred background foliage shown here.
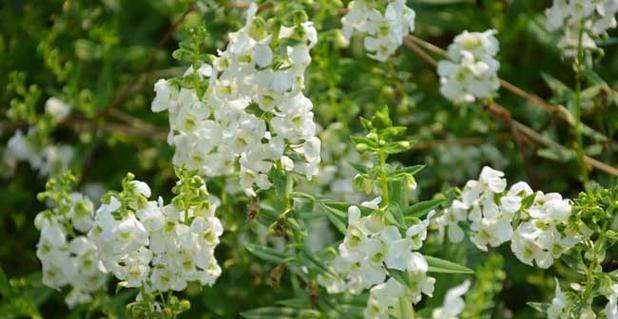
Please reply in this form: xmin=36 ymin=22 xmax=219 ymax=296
xmin=0 ymin=0 xmax=616 ymax=318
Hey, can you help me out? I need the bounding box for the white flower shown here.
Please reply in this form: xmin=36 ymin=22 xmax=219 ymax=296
xmin=545 ymin=0 xmax=618 ymax=55
xmin=406 ymin=211 xmax=434 ymax=249
xmin=361 ymin=196 xmax=382 ymax=210
xmin=341 ymin=0 xmax=416 ymax=61
xmin=151 ymin=79 xmax=175 ymax=112
xmin=547 ymin=279 xmax=568 ymax=319
xmin=35 ymin=192 xmax=108 ymax=307
xmin=6 ymin=130 xmax=33 ymax=161
xmin=380 ymin=226 xmax=414 ymax=271
xmin=45 ymin=97 xmax=71 ymax=122
xmin=113 ymin=214 xmax=149 ymax=254
xmin=116 ymin=248 xmax=152 ymax=287
xmin=39 ymin=145 xmax=74 ymax=177
xmin=606 ymin=285 xmax=618 ymax=319
xmin=254 ymin=41 xmax=273 ymax=68
xmin=130 ymin=180 xmax=152 ymax=198
xmin=151 ymin=3 xmax=320 ymax=195
xmin=478 ymin=166 xmax=506 ymax=193
xmin=83 ymin=177 xmax=223 ymax=303
xmin=68 ymin=193 xmax=95 ymax=233
xmin=136 ymin=200 xmax=165 ymax=232
xmin=436 ymin=200 xmax=467 ymax=243
xmin=364 ymin=278 xmax=405 ymax=319
xmin=437 ymin=166 xmax=577 ymax=269
xmin=41 ymin=250 xmax=73 ymax=289
xmin=545 ymin=0 xmax=570 ymax=31
xmin=469 ymin=217 xmax=512 ymax=251
xmin=528 ymin=192 xmax=571 ymax=222
xmin=65 ymin=289 xmax=93 ymax=308
xmin=510 ymin=228 xmax=553 ymax=268
xmin=432 ymin=280 xmax=471 ymax=319
xmin=438 ymin=30 xmax=500 ymax=103
xmin=280 ymin=156 xmax=294 ymax=171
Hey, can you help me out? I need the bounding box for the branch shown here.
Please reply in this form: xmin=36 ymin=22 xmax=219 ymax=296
xmin=412 ymin=134 xmax=510 ymax=150
xmin=405 ymin=36 xmax=610 ymax=143
xmin=403 ymin=37 xmax=618 ymax=177
xmin=95 ymin=5 xmax=195 ymax=119
xmin=65 ymin=118 xmax=167 ymax=141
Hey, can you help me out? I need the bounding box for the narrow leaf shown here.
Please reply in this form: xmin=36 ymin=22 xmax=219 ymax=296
xmin=246 ymin=244 xmax=286 ymax=264
xmin=404 ymin=199 xmax=444 ymax=218
xmin=426 ymin=256 xmax=474 ymax=274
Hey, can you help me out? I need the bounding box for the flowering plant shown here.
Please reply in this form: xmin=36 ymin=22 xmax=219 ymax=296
xmin=1 ymin=0 xmax=617 ymax=318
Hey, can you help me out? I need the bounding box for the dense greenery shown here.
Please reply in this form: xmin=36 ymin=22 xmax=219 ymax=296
xmin=0 ymin=0 xmax=617 ymax=318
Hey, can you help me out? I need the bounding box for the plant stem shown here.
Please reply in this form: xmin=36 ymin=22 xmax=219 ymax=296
xmin=378 ymin=150 xmax=389 ymax=206
xmin=574 ymin=23 xmax=589 ymax=184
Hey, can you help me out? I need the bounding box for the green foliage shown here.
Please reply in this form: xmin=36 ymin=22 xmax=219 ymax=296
xmin=0 ymin=0 xmax=617 ymax=318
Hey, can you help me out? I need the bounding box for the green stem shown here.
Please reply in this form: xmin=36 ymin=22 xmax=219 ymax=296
xmin=396 ymin=296 xmax=415 ymax=319
xmin=378 ymin=150 xmax=389 ymax=207
xmin=573 ymin=22 xmax=588 ymax=184
xmin=582 ymin=222 xmax=607 ymax=304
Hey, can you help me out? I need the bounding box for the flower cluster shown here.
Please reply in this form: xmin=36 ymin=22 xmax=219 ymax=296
xmin=152 ymin=4 xmax=320 ymax=196
xmin=4 ymin=98 xmax=73 ymax=177
xmin=88 ymin=175 xmax=223 ymax=304
xmin=35 ymin=170 xmax=223 ymax=312
xmin=437 ymin=30 xmax=500 ymax=103
xmin=436 ymin=166 xmax=582 ymax=269
xmin=510 ymin=188 xmax=581 ymax=268
xmin=319 ymin=201 xmax=435 ymax=317
xmin=546 ymin=279 xmax=618 ymax=318
xmin=341 ymin=0 xmax=416 ymax=61
xmin=34 ymin=174 xmax=107 ymax=307
xmin=545 ymin=0 xmax=618 ymax=56
xmin=364 ymin=278 xmax=406 ymax=319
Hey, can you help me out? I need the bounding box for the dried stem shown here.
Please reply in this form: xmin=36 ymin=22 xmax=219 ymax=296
xmin=95 ymin=5 xmax=195 ymax=119
xmin=406 ymin=35 xmax=609 ymax=143
xmin=403 ymin=37 xmax=618 ymax=177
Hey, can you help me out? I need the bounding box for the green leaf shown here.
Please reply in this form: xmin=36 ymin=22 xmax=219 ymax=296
xmin=580 ymin=85 xmax=602 ymax=100
xmin=0 ymin=267 xmax=9 ymax=297
xmin=298 ymin=247 xmax=336 ymax=277
xmin=393 ymin=165 xmax=425 ymax=176
xmin=385 ymin=202 xmax=406 ymax=229
xmin=348 ymin=161 xmax=370 ymax=174
xmin=240 ymin=307 xmax=318 ymax=319
xmin=527 ymin=302 xmax=549 ymax=313
xmin=349 ymin=135 xmax=373 ymax=145
xmin=404 ymin=199 xmax=444 ymax=218
xmin=359 ymin=117 xmax=373 ymax=130
xmin=320 ymin=203 xmax=348 ymax=235
xmin=268 ymin=169 xmax=290 ymax=200
xmin=520 ymin=193 xmax=537 ymax=210
xmin=245 ymin=244 xmax=286 ymax=264
xmin=388 ymin=269 xmax=412 ymax=288
xmin=372 ymin=105 xmax=393 ymax=129
xmin=541 ymin=72 xmax=572 ymax=97
xmin=276 ymin=298 xmax=310 ymax=308
xmin=426 ymin=256 xmax=474 ymax=274
xmin=389 ymin=179 xmax=407 ymax=208
xmin=560 ymin=253 xmax=586 ymax=274
xmin=383 ymin=141 xmax=412 ymax=154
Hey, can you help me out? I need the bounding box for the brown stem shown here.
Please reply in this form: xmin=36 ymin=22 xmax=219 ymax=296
xmin=405 ymin=35 xmax=609 ymax=143
xmin=404 ymin=37 xmax=618 ymax=177
xmin=95 ymin=5 xmax=195 ymax=119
